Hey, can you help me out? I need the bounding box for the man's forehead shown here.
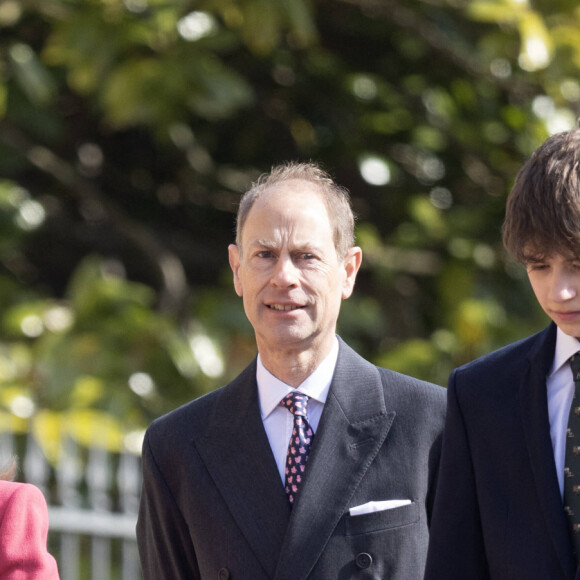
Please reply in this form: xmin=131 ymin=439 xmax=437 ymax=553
xmin=246 ymin=182 xmax=330 ymax=224
xmin=253 ymin=181 xmax=326 ymax=212
xmin=238 ymin=180 xmax=335 ymax=250
xmin=262 ymin=178 xmax=322 ymax=196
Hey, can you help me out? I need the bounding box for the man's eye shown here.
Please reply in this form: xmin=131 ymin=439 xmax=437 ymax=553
xmin=301 ymin=253 xmax=315 ymax=260
xmin=257 ymin=251 xmax=273 ymax=259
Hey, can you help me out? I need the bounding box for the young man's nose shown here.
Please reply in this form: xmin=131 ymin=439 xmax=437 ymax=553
xmin=551 ymin=272 xmax=577 ymax=301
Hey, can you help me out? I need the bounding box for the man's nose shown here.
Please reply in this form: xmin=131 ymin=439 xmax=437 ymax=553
xmin=271 ymin=255 xmax=299 ymax=287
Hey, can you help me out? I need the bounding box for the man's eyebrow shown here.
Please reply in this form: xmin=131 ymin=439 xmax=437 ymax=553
xmin=250 ymin=239 xmax=323 ymax=251
xmin=250 ymin=239 xmax=276 ymax=249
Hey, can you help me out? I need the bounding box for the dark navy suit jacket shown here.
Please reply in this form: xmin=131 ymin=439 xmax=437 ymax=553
xmin=137 ymin=338 xmax=445 ymax=579
xmin=425 ymin=323 xmax=580 ymax=580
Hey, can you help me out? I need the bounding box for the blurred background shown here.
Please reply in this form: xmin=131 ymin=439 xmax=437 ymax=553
xmin=1 ymin=0 xmax=579 ymax=577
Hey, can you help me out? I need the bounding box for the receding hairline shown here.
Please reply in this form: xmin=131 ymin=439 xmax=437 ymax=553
xmin=234 ymin=162 xmax=356 ymax=258
xmin=249 ymin=177 xmax=328 ymax=207
xmin=236 ymin=180 xmax=337 ymax=249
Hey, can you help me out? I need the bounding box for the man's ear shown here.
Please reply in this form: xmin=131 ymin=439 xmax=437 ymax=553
xmin=342 ymin=246 xmax=362 ymax=299
xmin=228 ymin=244 xmax=243 ymax=297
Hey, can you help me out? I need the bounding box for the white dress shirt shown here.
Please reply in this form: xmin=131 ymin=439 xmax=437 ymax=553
xmin=257 ymin=337 xmax=339 ymax=485
xmin=547 ymin=326 xmax=580 ymax=498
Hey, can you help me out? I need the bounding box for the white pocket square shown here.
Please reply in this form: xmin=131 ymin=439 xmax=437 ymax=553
xmin=349 ymin=499 xmax=412 ymax=517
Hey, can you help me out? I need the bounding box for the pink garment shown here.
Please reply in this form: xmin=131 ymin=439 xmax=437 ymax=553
xmin=0 ymin=480 xmax=60 ymax=579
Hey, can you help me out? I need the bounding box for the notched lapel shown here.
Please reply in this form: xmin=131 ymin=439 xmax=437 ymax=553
xmin=520 ymin=325 xmax=576 ymax=579
xmin=274 ymin=339 xmax=395 ymax=580
xmin=193 ymin=364 xmax=291 ymax=578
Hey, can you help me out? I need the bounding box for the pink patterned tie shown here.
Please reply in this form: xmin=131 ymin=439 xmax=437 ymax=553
xmin=281 ymin=392 xmax=314 ymax=505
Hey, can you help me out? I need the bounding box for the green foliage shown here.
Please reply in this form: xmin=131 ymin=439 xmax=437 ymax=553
xmin=0 ymin=252 xmax=219 ymax=457
xmin=0 ymin=0 xmax=578 ymax=455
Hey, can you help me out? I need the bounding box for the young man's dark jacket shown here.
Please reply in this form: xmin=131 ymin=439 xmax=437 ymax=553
xmin=426 ymin=323 xmax=580 ymax=580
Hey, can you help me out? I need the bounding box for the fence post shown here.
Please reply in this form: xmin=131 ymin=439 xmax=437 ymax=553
xmin=119 ymin=451 xmax=142 ymax=580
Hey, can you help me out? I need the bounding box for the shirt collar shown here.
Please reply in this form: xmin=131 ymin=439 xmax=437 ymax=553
xmin=550 ymin=326 xmax=580 ymax=377
xmin=257 ymin=336 xmax=339 ymax=420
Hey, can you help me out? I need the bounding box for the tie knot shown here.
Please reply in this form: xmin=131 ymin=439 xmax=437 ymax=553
xmin=281 ymin=392 xmax=309 ymax=417
xmin=572 ymin=355 xmax=580 ymax=381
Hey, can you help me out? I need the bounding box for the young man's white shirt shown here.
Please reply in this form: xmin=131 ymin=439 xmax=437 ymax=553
xmin=548 ymin=326 xmax=580 ymax=497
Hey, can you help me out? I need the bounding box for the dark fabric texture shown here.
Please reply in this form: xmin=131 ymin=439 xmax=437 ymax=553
xmin=136 ymin=337 xmax=446 ymax=580
xmin=564 ymin=355 xmax=580 ymax=558
xmin=425 ymin=323 xmax=580 ymax=580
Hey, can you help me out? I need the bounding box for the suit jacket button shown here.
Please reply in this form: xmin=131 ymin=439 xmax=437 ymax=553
xmin=218 ymin=568 xmax=230 ymax=580
xmin=355 ymin=552 xmax=373 ymax=569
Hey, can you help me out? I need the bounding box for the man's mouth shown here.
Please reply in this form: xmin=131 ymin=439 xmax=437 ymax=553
xmin=267 ymin=304 xmax=302 ymax=311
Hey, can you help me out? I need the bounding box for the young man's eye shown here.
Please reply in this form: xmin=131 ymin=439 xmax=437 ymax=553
xmin=527 ymin=263 xmax=547 ymax=271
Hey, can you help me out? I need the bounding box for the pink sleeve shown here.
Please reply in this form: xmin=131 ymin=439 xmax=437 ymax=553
xmin=0 ymin=481 xmax=60 ymax=579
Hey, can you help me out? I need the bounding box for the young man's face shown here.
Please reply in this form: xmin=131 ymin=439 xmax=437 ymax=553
xmin=526 ymin=252 xmax=580 ymax=339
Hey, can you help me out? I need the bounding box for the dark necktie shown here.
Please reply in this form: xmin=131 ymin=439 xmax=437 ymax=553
xmin=564 ymin=354 xmax=580 ymax=557
xmin=280 ymin=392 xmax=314 ymax=505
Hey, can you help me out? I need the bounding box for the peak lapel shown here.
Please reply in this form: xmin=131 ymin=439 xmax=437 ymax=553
xmin=274 ymin=340 xmax=395 ymax=580
xmin=194 ymin=362 xmax=291 ymax=578
xmin=520 ymin=324 xmax=576 ymax=578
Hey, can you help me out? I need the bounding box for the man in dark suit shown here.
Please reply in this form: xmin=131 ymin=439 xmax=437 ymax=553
xmin=137 ymin=161 xmax=446 ymax=579
xmin=425 ymin=129 xmax=580 ymax=580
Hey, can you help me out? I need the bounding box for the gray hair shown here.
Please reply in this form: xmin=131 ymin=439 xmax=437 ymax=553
xmin=235 ymin=161 xmax=355 ymax=259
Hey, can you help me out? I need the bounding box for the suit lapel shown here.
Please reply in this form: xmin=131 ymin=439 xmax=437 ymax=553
xmin=520 ymin=324 xmax=576 ymax=578
xmin=193 ymin=361 xmax=291 ymax=578
xmin=274 ymin=339 xmax=395 ymax=580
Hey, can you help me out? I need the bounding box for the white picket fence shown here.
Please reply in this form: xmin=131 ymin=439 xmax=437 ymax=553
xmin=0 ymin=431 xmax=142 ymax=580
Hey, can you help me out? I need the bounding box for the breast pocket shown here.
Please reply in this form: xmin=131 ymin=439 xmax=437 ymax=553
xmin=346 ymin=501 xmax=419 ymax=536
